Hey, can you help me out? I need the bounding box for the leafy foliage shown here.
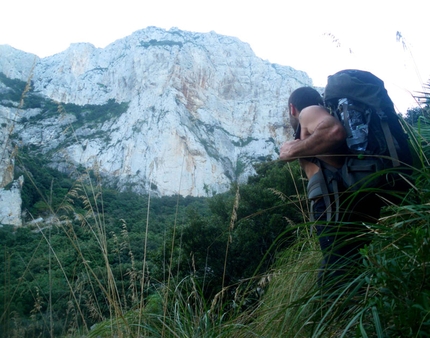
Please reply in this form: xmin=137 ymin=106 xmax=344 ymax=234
xmin=0 ymin=72 xmax=27 ymax=103
xmin=2 ymin=74 xmax=430 ymax=337
xmin=245 ymin=89 xmax=430 ymax=338
xmin=15 ymin=147 xmax=74 ymax=215
xmin=0 ymin=73 xmax=129 ymax=131
xmin=1 ymin=144 xmax=306 ymax=336
xmin=404 ymin=82 xmax=430 ymax=125
xmin=167 ymin=161 xmax=306 ymax=301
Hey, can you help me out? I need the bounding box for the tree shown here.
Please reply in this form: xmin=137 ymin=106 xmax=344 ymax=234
xmin=405 ymin=81 xmax=430 ymax=125
xmin=174 ymin=160 xmax=306 ymax=299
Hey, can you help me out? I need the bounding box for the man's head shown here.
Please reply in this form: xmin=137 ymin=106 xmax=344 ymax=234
xmin=288 ymin=87 xmax=323 ymax=112
xmin=288 ymin=87 xmax=323 ymax=130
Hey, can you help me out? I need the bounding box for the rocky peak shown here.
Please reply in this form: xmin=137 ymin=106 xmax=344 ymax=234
xmin=1 ymin=27 xmax=312 ymax=199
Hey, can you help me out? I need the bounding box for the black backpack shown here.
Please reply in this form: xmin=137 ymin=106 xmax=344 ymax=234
xmin=323 ymin=69 xmax=413 ymax=192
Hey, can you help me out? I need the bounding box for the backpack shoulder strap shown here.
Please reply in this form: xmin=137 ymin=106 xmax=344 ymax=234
xmin=378 ymin=111 xmax=400 ymax=167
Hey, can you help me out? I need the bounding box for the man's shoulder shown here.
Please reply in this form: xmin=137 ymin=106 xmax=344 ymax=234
xmin=301 ymin=105 xmax=329 ymax=115
xmin=299 ymin=105 xmax=331 ymax=125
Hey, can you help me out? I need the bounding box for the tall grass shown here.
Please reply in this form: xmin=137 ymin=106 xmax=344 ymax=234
xmin=244 ymin=114 xmax=430 ymax=337
xmin=2 ymin=72 xmax=430 ymax=337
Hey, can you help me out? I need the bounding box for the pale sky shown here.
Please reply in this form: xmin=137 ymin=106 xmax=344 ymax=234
xmin=1 ymin=0 xmax=429 ymax=113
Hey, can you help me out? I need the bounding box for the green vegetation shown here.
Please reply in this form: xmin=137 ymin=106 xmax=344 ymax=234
xmin=232 ymin=136 xmax=257 ymax=147
xmin=1 ymin=71 xmax=430 ymax=336
xmin=22 ymin=98 xmax=129 ymax=127
xmin=0 ymin=72 xmax=27 ymax=103
xmin=2 ymin=143 xmax=305 ymax=337
xmin=0 ymin=72 xmax=129 ymax=128
xmin=249 ymin=89 xmax=430 ymax=337
xmin=139 ymin=39 xmax=183 ymax=49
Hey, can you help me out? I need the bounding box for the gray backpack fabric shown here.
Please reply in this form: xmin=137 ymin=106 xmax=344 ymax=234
xmin=324 ymin=69 xmax=413 ymax=192
xmin=313 ymin=69 xmax=413 ymax=222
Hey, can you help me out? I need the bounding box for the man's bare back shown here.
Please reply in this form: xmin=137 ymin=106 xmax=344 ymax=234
xmin=280 ymin=105 xmax=346 ymax=179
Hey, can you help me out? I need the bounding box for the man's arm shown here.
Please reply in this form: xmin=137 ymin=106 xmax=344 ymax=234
xmin=279 ymin=106 xmax=346 ymax=161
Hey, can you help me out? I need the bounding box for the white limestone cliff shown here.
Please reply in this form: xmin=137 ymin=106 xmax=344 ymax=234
xmin=0 ymin=176 xmax=23 ymax=227
xmin=0 ymin=27 xmax=312 ymax=199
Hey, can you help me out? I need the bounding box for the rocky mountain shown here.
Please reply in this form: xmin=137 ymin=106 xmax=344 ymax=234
xmin=0 ymin=26 xmax=312 ymax=224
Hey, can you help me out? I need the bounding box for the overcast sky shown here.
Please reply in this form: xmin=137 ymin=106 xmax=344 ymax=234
xmin=1 ymin=0 xmax=428 ymax=112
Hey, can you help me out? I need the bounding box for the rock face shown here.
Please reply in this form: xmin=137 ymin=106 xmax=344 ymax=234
xmin=0 ymin=26 xmax=312 ymax=199
xmin=0 ymin=97 xmax=22 ymax=226
xmin=0 ymin=176 xmax=23 ymax=227
xmin=0 ymin=107 xmax=15 ymax=188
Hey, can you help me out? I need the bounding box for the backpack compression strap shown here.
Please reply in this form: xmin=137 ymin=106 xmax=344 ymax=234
xmin=311 ymin=159 xmax=342 ymax=223
xmin=379 ymin=113 xmax=400 ymax=167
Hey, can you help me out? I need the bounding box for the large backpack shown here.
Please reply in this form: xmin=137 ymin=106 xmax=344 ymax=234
xmin=310 ymin=69 xmax=414 ymax=222
xmin=323 ymin=69 xmax=413 ymax=193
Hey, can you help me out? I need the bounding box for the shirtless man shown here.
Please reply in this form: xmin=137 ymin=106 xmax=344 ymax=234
xmin=279 ymin=87 xmax=345 ymax=174
xmin=279 ymin=87 xmax=376 ymax=288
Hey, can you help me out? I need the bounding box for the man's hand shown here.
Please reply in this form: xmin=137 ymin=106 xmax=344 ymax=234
xmin=279 ymin=139 xmax=300 ymax=162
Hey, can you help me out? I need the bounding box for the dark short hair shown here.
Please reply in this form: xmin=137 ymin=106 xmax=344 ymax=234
xmin=288 ymin=87 xmax=323 ymax=112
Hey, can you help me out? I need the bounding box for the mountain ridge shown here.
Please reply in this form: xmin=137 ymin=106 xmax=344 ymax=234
xmin=0 ymin=27 xmax=312 ymax=227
